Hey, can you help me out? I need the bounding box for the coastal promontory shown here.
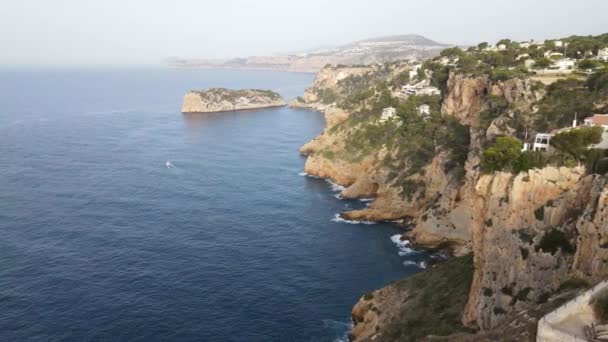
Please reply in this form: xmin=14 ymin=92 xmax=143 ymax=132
xmin=181 ymin=88 xmax=286 ymax=113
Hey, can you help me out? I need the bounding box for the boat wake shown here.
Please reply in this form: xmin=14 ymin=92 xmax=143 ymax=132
xmin=165 ymin=161 xmax=176 ymax=169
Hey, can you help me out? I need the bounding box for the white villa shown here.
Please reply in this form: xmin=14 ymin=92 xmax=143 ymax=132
xmin=532 ymin=133 xmax=552 ymax=152
xmin=524 ymin=114 xmax=608 ymax=153
xmin=598 ymin=47 xmax=608 ymax=61
xmin=409 ymin=64 xmax=422 ymax=80
xmin=380 ymin=107 xmax=397 ymax=122
xmin=554 ymin=58 xmax=576 ymax=71
xmin=544 ymin=51 xmax=564 ymax=59
xmin=416 ymin=104 xmax=431 ymax=116
xmin=401 ymin=81 xmax=441 ymax=96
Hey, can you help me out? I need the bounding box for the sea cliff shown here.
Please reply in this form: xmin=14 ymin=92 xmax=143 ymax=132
xmin=295 ymin=36 xmax=608 ymax=341
xmin=182 ymin=88 xmax=286 ymax=113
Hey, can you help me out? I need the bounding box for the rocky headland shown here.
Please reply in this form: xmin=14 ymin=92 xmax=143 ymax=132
xmin=295 ymin=33 xmax=608 ymax=341
xmin=181 ymin=88 xmax=286 ymax=113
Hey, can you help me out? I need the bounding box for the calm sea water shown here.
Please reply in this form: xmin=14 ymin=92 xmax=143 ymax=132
xmin=0 ymin=67 xmax=426 ymax=341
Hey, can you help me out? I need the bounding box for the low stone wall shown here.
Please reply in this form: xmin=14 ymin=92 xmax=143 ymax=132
xmin=537 ymin=280 xmax=608 ymax=342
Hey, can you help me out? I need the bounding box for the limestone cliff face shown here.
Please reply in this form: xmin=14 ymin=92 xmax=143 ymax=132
xmin=462 ymin=166 xmax=586 ymax=329
xmin=181 ymin=88 xmax=285 ymax=113
xmin=298 ymin=67 xmax=608 ymax=338
xmin=441 ymin=72 xmax=544 ymax=128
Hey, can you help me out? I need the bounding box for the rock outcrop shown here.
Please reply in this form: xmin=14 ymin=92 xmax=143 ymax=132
xmin=181 ymin=88 xmax=285 ymax=113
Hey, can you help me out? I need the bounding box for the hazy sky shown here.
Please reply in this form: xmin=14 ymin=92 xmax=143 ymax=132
xmin=2 ymin=0 xmax=607 ymax=65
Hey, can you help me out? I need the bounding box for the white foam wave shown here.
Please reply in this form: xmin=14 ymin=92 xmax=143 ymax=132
xmin=325 ymin=179 xmax=345 ymax=192
xmin=321 ymin=319 xmax=352 ymax=342
xmin=331 ymin=213 xmax=376 ymax=225
xmin=391 ymin=234 xmax=415 ymax=256
xmin=359 ymin=198 xmax=374 ymax=202
xmin=298 ymin=172 xmax=320 ymax=178
xmin=402 ymin=260 xmax=428 ymax=269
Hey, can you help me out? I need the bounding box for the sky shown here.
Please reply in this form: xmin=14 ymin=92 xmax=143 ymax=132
xmin=1 ymin=0 xmax=608 ymax=65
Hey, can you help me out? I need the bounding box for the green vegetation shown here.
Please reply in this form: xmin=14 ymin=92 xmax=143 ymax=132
xmin=562 ymin=34 xmax=608 ymax=59
xmin=420 ymin=59 xmax=451 ymax=93
xmin=327 ymin=89 xmax=468 ymax=200
xmin=390 ymin=70 xmax=410 ymax=89
xmin=533 ymin=57 xmax=552 ymax=69
xmin=363 ymin=292 xmax=374 ymax=301
xmin=534 ymin=78 xmax=595 ymax=131
xmin=534 ymin=206 xmax=545 ymax=221
xmin=481 ymin=137 xmax=547 ymax=174
xmin=511 ymin=287 xmax=532 ymax=305
xmin=592 ymin=290 xmax=608 ymax=323
xmin=382 ymin=255 xmax=474 ymax=341
xmin=558 ymin=277 xmax=590 ymax=292
xmin=535 ymin=229 xmax=575 ymax=255
xmin=550 ymin=126 xmax=603 ymax=164
xmin=520 ymin=247 xmax=529 ymax=260
xmin=584 ymin=148 xmax=608 ymax=174
xmin=481 ymin=137 xmax=522 ymax=172
xmin=314 ymin=88 xmax=338 ymax=104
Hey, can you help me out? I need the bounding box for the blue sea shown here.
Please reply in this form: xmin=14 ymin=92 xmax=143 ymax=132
xmin=0 ymin=67 xmax=426 ymax=341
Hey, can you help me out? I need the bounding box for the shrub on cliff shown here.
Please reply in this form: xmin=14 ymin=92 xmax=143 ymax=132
xmin=534 ymin=229 xmax=575 ymax=255
xmin=593 ymin=291 xmax=608 ymax=323
xmin=314 ymin=88 xmax=338 ymax=104
xmin=584 ymin=148 xmax=608 ymax=174
xmin=381 ymin=255 xmax=474 ymax=340
xmin=481 ymin=137 xmax=522 ymax=172
xmin=513 ymin=151 xmax=548 ymax=173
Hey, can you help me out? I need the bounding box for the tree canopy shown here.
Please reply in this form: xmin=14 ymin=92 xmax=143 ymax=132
xmin=550 ymin=126 xmax=603 ymax=163
xmin=481 ymin=137 xmax=522 ymax=172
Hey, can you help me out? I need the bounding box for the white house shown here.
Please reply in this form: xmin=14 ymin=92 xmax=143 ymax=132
xmin=408 ymin=64 xmax=422 ymax=80
xmin=533 ymin=133 xmax=552 ymax=152
xmin=597 ymin=47 xmax=608 ymax=62
xmin=401 ymin=80 xmax=441 ymax=96
xmin=416 ymin=104 xmax=431 ymax=116
xmin=497 ymin=44 xmax=507 ymax=51
xmin=584 ymin=114 xmax=608 ymax=149
xmin=554 ymin=40 xmax=564 ymax=48
xmin=417 ymin=86 xmax=441 ymax=96
xmin=554 ymin=58 xmax=576 ymax=71
xmin=380 ymin=107 xmax=397 ymax=122
xmin=544 ymin=51 xmax=564 ymax=59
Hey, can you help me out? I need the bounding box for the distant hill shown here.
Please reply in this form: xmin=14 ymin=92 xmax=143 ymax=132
xmin=167 ymin=34 xmax=450 ymax=73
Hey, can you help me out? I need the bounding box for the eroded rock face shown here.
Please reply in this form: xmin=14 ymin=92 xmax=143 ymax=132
xmin=181 ymin=88 xmax=285 ymax=113
xmin=441 ymin=72 xmax=543 ymax=128
xmin=572 ymin=177 xmax=608 ymax=281
xmin=461 ymin=166 xmax=586 ymax=329
xmin=442 ymin=74 xmax=491 ymax=127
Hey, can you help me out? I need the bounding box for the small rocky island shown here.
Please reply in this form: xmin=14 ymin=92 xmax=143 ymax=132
xmin=181 ymin=88 xmax=286 ymax=113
